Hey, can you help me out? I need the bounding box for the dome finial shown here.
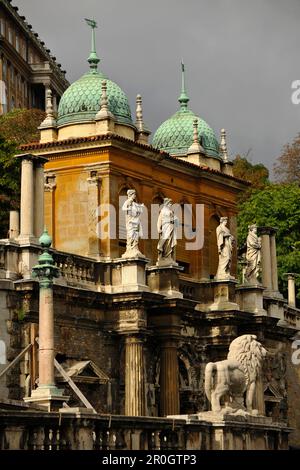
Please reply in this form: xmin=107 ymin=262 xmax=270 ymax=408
xmin=178 ymin=61 xmax=189 ymax=110
xmin=220 ymin=128 xmax=229 ymax=162
xmin=85 ymin=18 xmax=100 ymax=73
xmin=96 ymin=80 xmax=114 ymax=120
xmin=136 ymin=94 xmax=145 ymax=132
xmin=188 ymin=118 xmax=204 ymax=154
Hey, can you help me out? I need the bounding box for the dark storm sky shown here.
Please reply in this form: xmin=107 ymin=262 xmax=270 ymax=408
xmin=14 ymin=0 xmax=300 ymax=172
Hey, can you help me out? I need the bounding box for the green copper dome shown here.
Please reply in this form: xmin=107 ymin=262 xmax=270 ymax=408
xmin=57 ymin=20 xmax=133 ymax=127
xmin=152 ymin=109 xmax=220 ymax=158
xmin=57 ymin=71 xmax=133 ymax=126
xmin=152 ymin=64 xmax=220 ymax=158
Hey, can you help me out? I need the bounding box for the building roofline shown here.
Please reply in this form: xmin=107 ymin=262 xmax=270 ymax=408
xmin=1 ymin=0 xmax=69 ymax=88
xmin=19 ymin=133 xmax=250 ymax=186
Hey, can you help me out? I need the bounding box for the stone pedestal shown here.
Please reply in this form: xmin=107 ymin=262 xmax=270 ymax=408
xmin=209 ymin=280 xmax=239 ymax=311
xmin=236 ymin=284 xmax=267 ymax=316
xmin=124 ymin=336 xmax=145 ymax=416
xmin=111 ymin=258 xmax=149 ymax=293
xmin=147 ymin=265 xmax=183 ymax=299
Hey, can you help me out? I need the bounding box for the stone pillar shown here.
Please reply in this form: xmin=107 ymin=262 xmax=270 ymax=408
xmin=124 ymin=336 xmax=145 ymax=416
xmin=287 ymin=274 xmax=296 ymax=308
xmin=24 ymin=229 xmax=67 ymax=409
xmin=270 ymin=231 xmax=278 ymax=291
xmin=19 ymin=156 xmax=34 ymax=238
xmin=53 ymin=93 xmax=57 ymax=114
xmin=44 ymin=84 xmax=50 ymax=111
xmin=44 ymin=174 xmax=57 ymax=246
xmin=34 ymin=162 xmax=46 ymax=238
xmin=160 ymin=338 xmax=179 ymax=416
xmin=9 ymin=211 xmax=19 ymax=239
xmin=87 ymin=172 xmax=101 ymax=257
xmin=260 ymin=228 xmax=272 ymax=290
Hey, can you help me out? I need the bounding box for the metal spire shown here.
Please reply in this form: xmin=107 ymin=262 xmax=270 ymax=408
xmin=178 ymin=61 xmax=189 ymax=110
xmin=85 ymin=18 xmax=100 ymax=72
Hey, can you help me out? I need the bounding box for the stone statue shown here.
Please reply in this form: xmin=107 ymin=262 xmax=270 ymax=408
xmin=245 ymin=224 xmax=261 ymax=284
xmin=205 ymin=334 xmax=267 ymax=414
xmin=215 ymin=216 xmax=235 ymax=280
xmin=157 ymin=198 xmax=178 ymax=266
xmin=122 ymin=189 xmax=144 ymax=258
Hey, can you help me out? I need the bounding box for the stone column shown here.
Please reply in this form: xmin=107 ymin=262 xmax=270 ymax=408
xmin=24 ymin=229 xmax=67 ymax=409
xmin=19 ymin=155 xmax=34 ymax=238
xmin=160 ymin=338 xmax=179 ymax=416
xmin=87 ymin=172 xmax=101 ymax=257
xmin=44 ymin=84 xmax=51 ymax=111
xmin=9 ymin=211 xmax=19 ymax=239
xmin=124 ymin=336 xmax=145 ymax=416
xmin=259 ymin=228 xmax=272 ymax=290
xmin=44 ymin=174 xmax=57 ymax=246
xmin=270 ymin=231 xmax=278 ymax=291
xmin=34 ymin=162 xmax=46 ymax=238
xmin=52 ymin=93 xmax=57 ymax=114
xmin=287 ymin=274 xmax=296 ymax=308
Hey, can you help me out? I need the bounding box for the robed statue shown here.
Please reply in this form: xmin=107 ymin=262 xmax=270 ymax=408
xmin=157 ymin=198 xmax=178 ymax=266
xmin=215 ymin=216 xmax=235 ymax=280
xmin=245 ymin=224 xmax=261 ymax=283
xmin=122 ymin=189 xmax=144 ymax=258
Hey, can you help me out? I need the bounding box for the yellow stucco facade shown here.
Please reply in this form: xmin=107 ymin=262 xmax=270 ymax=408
xmin=22 ymin=133 xmax=247 ymax=281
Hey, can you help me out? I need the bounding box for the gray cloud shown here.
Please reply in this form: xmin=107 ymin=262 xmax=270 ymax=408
xmin=15 ymin=0 xmax=300 ymax=172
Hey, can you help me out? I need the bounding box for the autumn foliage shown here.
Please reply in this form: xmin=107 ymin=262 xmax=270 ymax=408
xmin=274 ymin=133 xmax=300 ymax=184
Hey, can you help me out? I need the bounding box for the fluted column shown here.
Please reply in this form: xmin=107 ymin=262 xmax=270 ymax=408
xmin=260 ymin=228 xmax=272 ymax=290
xmin=125 ymin=336 xmax=145 ymax=416
xmin=34 ymin=163 xmax=45 ymax=238
xmin=160 ymin=339 xmax=179 ymax=416
xmin=270 ymin=232 xmax=278 ymax=291
xmin=20 ymin=156 xmax=34 ymax=237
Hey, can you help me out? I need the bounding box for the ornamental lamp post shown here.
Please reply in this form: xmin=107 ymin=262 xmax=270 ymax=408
xmin=24 ymin=229 xmax=68 ymax=410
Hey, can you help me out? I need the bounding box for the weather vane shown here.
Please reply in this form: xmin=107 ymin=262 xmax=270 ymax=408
xmin=85 ymin=18 xmax=97 ymax=29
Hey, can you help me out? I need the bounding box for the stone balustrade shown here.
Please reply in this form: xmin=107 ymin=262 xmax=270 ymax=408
xmin=52 ymin=250 xmax=98 ymax=287
xmin=0 ymin=411 xmax=289 ymax=450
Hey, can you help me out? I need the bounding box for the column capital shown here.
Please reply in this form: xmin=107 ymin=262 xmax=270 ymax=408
xmin=44 ymin=174 xmax=56 ymax=192
xmin=125 ymin=335 xmax=145 ymax=345
xmin=87 ymin=170 xmax=101 ymax=186
xmin=258 ymin=226 xmax=278 ymax=236
xmin=283 ymin=273 xmax=299 ymax=280
xmin=15 ymin=153 xmax=48 ymax=165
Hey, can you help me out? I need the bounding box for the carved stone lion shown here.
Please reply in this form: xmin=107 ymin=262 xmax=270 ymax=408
xmin=205 ymin=334 xmax=267 ymax=414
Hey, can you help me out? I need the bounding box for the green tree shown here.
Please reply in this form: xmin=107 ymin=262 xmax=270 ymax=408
xmin=238 ymin=183 xmax=300 ymax=303
xmin=0 ymin=108 xmax=45 ymax=237
xmin=0 ymin=137 xmax=20 ymax=238
xmin=0 ymin=108 xmax=45 ymax=145
xmin=274 ymin=133 xmax=300 ymax=184
xmin=232 ymin=155 xmax=269 ymax=201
